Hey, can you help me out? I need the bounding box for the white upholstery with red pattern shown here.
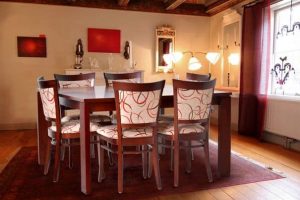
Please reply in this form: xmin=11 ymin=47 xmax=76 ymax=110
xmin=49 ymin=120 xmax=99 ymax=135
xmin=119 ymin=90 xmax=161 ymax=124
xmin=39 ymin=88 xmax=56 ymax=119
xmin=58 ymin=79 xmax=94 ymax=88
xmin=158 ymin=123 xmax=206 ymax=136
xmin=177 ymin=88 xmax=213 ymax=120
xmin=97 ymin=125 xmax=153 ymax=139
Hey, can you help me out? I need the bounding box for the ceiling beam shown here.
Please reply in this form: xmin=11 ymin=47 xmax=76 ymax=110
xmin=206 ymin=0 xmax=245 ymax=15
xmin=118 ymin=0 xmax=130 ymax=6
xmin=166 ymin=0 xmax=187 ymax=10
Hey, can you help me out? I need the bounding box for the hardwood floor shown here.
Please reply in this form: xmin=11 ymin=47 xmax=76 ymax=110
xmin=1 ymin=126 xmax=300 ymax=200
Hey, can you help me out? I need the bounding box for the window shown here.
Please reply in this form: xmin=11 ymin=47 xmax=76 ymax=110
xmin=270 ymin=0 xmax=300 ymax=96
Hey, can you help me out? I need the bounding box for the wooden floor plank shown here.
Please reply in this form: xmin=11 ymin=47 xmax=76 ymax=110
xmin=1 ymin=127 xmax=300 ymax=200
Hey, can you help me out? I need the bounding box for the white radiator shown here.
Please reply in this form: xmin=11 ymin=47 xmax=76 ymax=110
xmin=265 ymin=97 xmax=300 ymax=141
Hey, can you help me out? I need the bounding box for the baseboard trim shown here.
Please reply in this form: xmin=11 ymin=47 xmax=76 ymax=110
xmin=262 ymin=131 xmax=300 ymax=152
xmin=0 ymin=123 xmax=36 ymax=130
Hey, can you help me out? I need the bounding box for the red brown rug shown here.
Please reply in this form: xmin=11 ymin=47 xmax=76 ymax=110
xmin=0 ymin=144 xmax=283 ymax=200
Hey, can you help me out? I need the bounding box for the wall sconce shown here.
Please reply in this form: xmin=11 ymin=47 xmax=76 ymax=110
xmin=163 ymin=51 xmax=220 ymax=71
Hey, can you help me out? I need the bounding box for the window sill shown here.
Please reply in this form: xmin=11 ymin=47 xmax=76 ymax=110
xmin=267 ymin=94 xmax=300 ymax=102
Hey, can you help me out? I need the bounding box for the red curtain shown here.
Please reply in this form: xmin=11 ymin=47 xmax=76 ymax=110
xmin=238 ymin=0 xmax=271 ymax=138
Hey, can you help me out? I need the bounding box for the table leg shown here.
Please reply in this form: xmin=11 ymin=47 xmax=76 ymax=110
xmin=80 ymin=102 xmax=92 ymax=195
xmin=37 ymin=92 xmax=48 ymax=165
xmin=217 ymin=96 xmax=231 ymax=177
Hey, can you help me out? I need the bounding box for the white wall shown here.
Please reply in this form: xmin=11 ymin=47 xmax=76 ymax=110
xmin=0 ymin=2 xmax=211 ymax=129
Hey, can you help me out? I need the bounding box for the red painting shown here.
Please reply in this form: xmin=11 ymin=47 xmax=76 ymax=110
xmin=17 ymin=36 xmax=47 ymax=57
xmin=88 ymin=28 xmax=120 ymax=53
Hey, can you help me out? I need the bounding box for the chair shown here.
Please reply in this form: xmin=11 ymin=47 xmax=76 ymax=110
xmin=54 ymin=73 xmax=111 ymax=124
xmin=158 ymin=79 xmax=216 ymax=187
xmin=103 ymin=71 xmax=142 ymax=87
xmin=186 ymin=72 xmax=211 ymax=81
xmin=96 ymin=80 xmax=165 ymax=194
xmin=37 ymin=77 xmax=99 ymax=182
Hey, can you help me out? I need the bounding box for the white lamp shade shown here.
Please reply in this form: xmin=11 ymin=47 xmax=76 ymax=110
xmin=172 ymin=52 xmax=183 ymax=63
xmin=163 ymin=54 xmax=173 ymax=65
xmin=206 ymin=52 xmax=220 ymax=65
xmin=188 ymin=57 xmax=202 ymax=71
xmin=228 ymin=53 xmax=240 ymax=65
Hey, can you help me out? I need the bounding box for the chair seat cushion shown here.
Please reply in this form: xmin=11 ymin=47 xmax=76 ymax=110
xmin=61 ymin=114 xmax=111 ymax=124
xmin=49 ymin=120 xmax=99 ymax=135
xmin=158 ymin=123 xmax=205 ymax=136
xmin=97 ymin=125 xmax=153 ymax=139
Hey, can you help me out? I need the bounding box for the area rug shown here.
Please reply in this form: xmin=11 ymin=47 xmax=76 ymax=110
xmin=0 ymin=144 xmax=283 ymax=200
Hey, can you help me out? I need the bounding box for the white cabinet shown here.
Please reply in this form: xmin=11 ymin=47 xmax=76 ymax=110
xmin=65 ymin=69 xmax=144 ymax=85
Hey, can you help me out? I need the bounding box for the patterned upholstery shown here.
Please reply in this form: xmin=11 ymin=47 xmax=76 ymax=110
xmin=107 ymin=78 xmax=139 ymax=86
xmin=61 ymin=114 xmax=111 ymax=124
xmin=177 ymin=88 xmax=213 ymax=120
xmin=49 ymin=120 xmax=99 ymax=135
xmin=58 ymin=79 xmax=94 ymax=88
xmin=158 ymin=123 xmax=206 ymax=136
xmin=119 ymin=90 xmax=161 ymax=124
xmin=39 ymin=88 xmax=56 ymax=119
xmin=97 ymin=125 xmax=153 ymax=139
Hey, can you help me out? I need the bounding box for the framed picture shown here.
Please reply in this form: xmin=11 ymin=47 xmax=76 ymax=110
xmin=88 ymin=28 xmax=120 ymax=53
xmin=17 ymin=36 xmax=47 ymax=57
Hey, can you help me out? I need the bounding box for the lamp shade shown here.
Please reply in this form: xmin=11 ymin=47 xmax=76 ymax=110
xmin=172 ymin=52 xmax=183 ymax=63
xmin=206 ymin=52 xmax=220 ymax=65
xmin=188 ymin=56 xmax=202 ymax=71
xmin=163 ymin=53 xmax=173 ymax=65
xmin=228 ymin=53 xmax=240 ymax=65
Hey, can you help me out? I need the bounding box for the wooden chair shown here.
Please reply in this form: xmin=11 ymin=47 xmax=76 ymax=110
xmin=103 ymin=71 xmax=142 ymax=87
xmin=158 ymin=79 xmax=216 ymax=187
xmin=54 ymin=73 xmax=111 ymax=124
xmin=186 ymin=72 xmax=211 ymax=81
xmin=37 ymin=77 xmax=99 ymax=182
xmin=96 ymin=80 xmax=165 ymax=194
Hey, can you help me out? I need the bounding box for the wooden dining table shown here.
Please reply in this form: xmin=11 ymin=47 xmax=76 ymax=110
xmin=37 ymin=84 xmax=232 ymax=195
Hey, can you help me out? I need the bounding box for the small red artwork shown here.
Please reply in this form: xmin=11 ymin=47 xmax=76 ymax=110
xmin=88 ymin=28 xmax=120 ymax=53
xmin=17 ymin=36 xmax=47 ymax=57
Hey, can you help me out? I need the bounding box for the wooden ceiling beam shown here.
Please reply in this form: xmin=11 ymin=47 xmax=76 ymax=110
xmin=166 ymin=0 xmax=187 ymax=10
xmin=118 ymin=0 xmax=130 ymax=6
xmin=206 ymin=0 xmax=245 ymax=15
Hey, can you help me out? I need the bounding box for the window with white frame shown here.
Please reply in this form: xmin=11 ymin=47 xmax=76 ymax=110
xmin=270 ymin=0 xmax=300 ymax=96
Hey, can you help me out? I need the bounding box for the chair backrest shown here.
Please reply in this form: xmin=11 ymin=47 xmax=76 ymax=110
xmin=173 ymin=79 xmax=216 ymax=123
xmin=186 ymin=72 xmax=211 ymax=81
xmin=113 ymin=80 xmax=165 ymax=127
xmin=54 ymin=73 xmax=95 ymax=88
xmin=37 ymin=77 xmax=60 ymax=122
xmin=104 ymin=71 xmax=142 ymax=87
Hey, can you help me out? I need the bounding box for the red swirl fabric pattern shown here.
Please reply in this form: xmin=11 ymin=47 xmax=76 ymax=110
xmin=49 ymin=120 xmax=99 ymax=134
xmin=58 ymin=79 xmax=94 ymax=88
xmin=118 ymin=90 xmax=161 ymax=124
xmin=158 ymin=123 xmax=205 ymax=136
xmin=177 ymin=88 xmax=213 ymax=120
xmin=39 ymin=88 xmax=56 ymax=119
xmin=97 ymin=125 xmax=153 ymax=139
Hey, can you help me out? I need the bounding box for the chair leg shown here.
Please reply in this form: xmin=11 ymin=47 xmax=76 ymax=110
xmin=43 ymin=138 xmax=52 ymax=175
xmin=170 ymin=140 xmax=174 ymax=171
xmin=60 ymin=142 xmax=65 ymax=161
xmin=53 ymin=139 xmax=61 ymax=182
xmin=185 ymin=140 xmax=192 ymax=174
xmin=147 ymin=145 xmax=152 ymax=178
xmin=90 ymin=137 xmax=95 ymax=159
xmin=118 ymin=146 xmax=124 ymax=194
xmin=191 ymin=148 xmax=194 ymax=161
xmin=203 ymin=140 xmax=213 ymax=183
xmin=152 ymin=137 xmax=162 ymax=190
xmin=97 ymin=138 xmax=105 ymax=182
xmin=142 ymin=145 xmax=147 ymax=179
xmin=68 ymin=139 xmax=73 ymax=169
xmin=174 ymin=139 xmax=180 ymax=187
xmin=107 ymin=142 xmax=114 ymax=166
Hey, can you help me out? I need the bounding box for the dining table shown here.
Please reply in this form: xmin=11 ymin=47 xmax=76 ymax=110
xmin=37 ymin=84 xmax=232 ymax=195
